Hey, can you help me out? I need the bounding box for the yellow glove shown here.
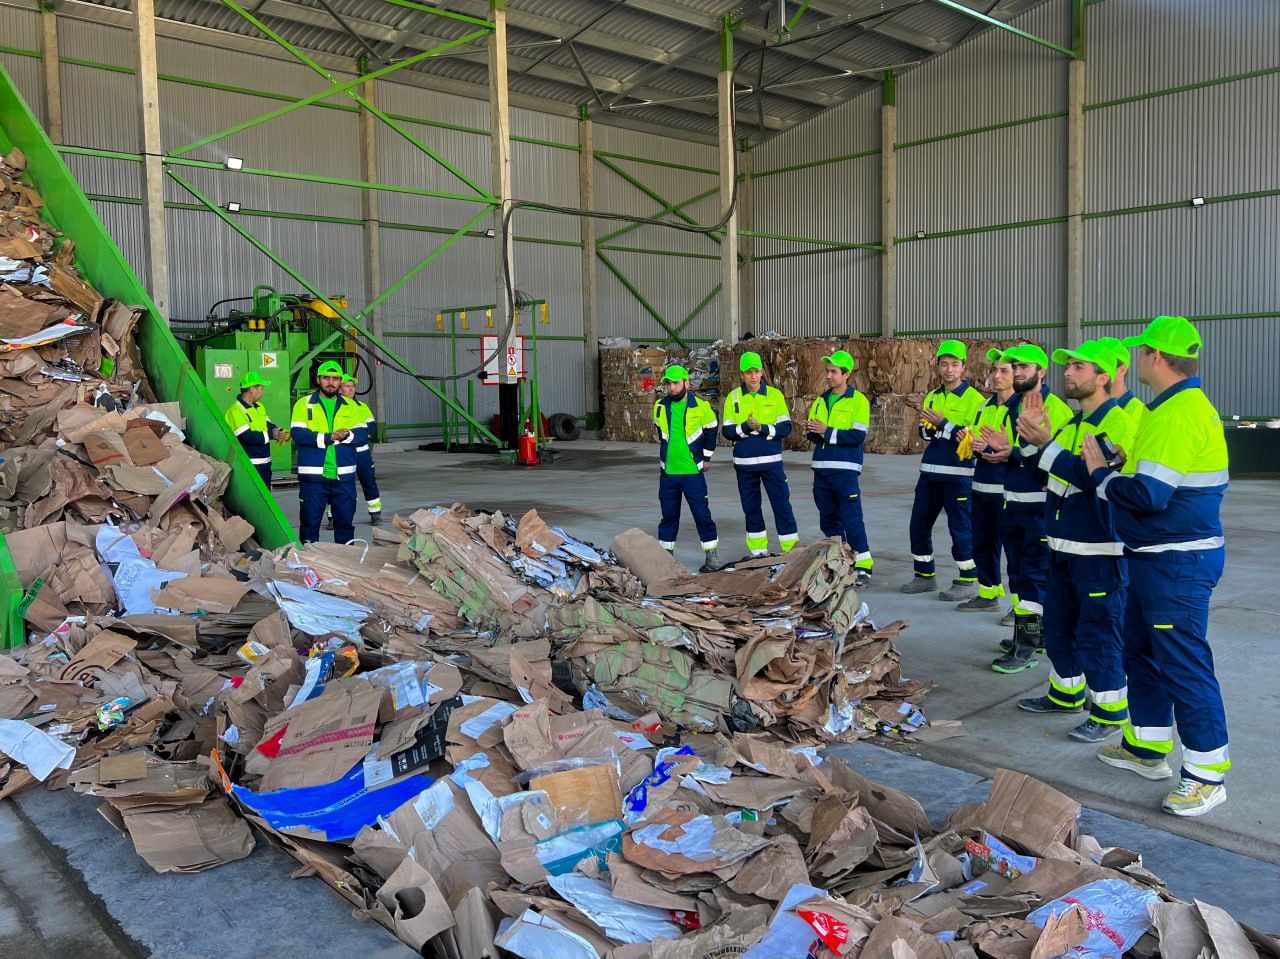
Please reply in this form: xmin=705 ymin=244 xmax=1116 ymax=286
xmin=956 ymin=430 xmax=974 ymax=460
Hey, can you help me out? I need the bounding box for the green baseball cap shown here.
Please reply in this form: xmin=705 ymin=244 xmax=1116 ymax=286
xmin=821 ymin=349 xmax=855 ymax=372
xmin=739 ymin=351 xmax=763 ymax=372
xmin=1121 ymin=315 xmax=1201 ymax=358
xmin=239 ymin=371 xmax=269 ymax=389
xmin=341 ymin=373 xmax=358 ymax=384
xmin=316 ymin=360 xmax=344 ymax=377
xmin=989 ymin=343 xmax=1049 ymax=368
xmin=936 ymin=339 xmax=967 ymax=361
xmin=662 ymin=364 xmax=690 ymax=382
xmin=1097 ymin=336 xmax=1130 ymax=370
xmin=1052 ymin=339 xmax=1117 ymax=378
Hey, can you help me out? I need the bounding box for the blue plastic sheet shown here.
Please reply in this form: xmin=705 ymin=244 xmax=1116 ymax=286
xmin=233 ymin=762 xmax=433 ymax=841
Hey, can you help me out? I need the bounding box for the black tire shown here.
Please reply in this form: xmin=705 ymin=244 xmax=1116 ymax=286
xmin=550 ymin=413 xmax=580 ymax=441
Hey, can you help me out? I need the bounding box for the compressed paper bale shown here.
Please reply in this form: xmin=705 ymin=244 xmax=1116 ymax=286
xmin=866 ymin=393 xmax=928 ymax=455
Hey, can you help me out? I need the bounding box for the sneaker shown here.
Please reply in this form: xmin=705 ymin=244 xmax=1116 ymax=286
xmin=1069 ymin=718 xmax=1119 ymax=743
xmin=900 ymin=576 xmax=937 ymax=594
xmin=999 ymin=609 xmax=1015 ymax=627
xmin=749 ymin=549 xmax=768 ymax=558
xmin=1096 ymin=743 xmax=1173 ymax=781
xmin=855 ymin=569 xmax=871 ymax=589
xmin=939 ymin=579 xmax=977 ymax=602
xmin=1016 ymin=695 xmax=1080 ymax=714
xmin=369 ymin=511 xmax=383 ymax=526
xmin=1162 ymin=778 xmax=1227 ymax=817
xmin=956 ymin=596 xmax=1000 ymax=612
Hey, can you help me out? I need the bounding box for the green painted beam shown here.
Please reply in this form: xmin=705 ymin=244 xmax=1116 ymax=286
xmin=930 ymin=0 xmax=1077 ymax=58
xmin=596 ymin=251 xmax=688 ymax=348
xmin=596 ymin=155 xmax=719 ymax=245
xmin=597 ymin=186 xmax=719 ymax=245
xmin=166 ymin=168 xmax=502 ymax=445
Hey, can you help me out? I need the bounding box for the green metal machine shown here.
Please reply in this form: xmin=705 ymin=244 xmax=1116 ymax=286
xmin=179 ymin=286 xmax=362 ymax=473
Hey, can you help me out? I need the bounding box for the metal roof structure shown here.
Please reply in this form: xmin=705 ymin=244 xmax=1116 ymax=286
xmin=33 ymin=0 xmax=1051 ymax=143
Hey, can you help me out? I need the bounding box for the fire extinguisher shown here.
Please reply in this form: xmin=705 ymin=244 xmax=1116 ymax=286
xmin=517 ymin=427 xmax=540 ymax=466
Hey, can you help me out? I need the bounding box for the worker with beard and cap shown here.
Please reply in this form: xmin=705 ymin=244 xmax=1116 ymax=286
xmin=901 ymin=340 xmax=987 ymax=599
xmin=1012 ymin=340 xmax=1135 ymax=742
xmin=653 ymin=364 xmax=724 ymax=573
xmin=722 ymin=351 xmax=799 ymax=557
xmin=978 ymin=344 xmax=1072 ymax=673
xmin=805 ymin=349 xmax=873 ymax=587
xmin=1098 ymin=336 xmax=1148 ymax=425
xmin=955 ymin=352 xmax=1015 ymax=619
xmin=1086 ymin=315 xmax=1231 ymax=818
xmin=340 ymin=373 xmax=382 ymax=525
xmin=224 ymin=371 xmax=288 ymax=488
xmin=291 ymin=360 xmax=366 ymax=544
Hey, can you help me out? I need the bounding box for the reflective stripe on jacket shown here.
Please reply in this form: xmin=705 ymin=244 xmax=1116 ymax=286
xmin=1096 ymin=378 xmax=1227 ymax=552
xmin=654 ymin=393 xmax=719 ymax=471
xmin=1028 ymin=398 xmax=1135 ymax=555
xmin=225 ymin=398 xmax=275 ymax=467
xmin=722 ymin=384 xmax=791 ymax=468
xmin=920 ymin=382 xmax=985 ymax=479
xmin=290 ymin=391 xmax=367 ymax=478
xmin=1004 ymin=385 xmax=1073 ymax=512
xmin=972 ymin=394 xmax=1012 ymax=492
xmin=807 ymin=387 xmax=869 ymax=473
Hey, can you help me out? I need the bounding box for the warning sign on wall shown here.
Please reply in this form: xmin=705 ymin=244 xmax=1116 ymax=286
xmin=214 ymin=363 xmax=234 ymax=379
xmin=482 ymin=335 xmax=524 ymax=385
xmin=261 ymin=352 xmax=277 ymax=369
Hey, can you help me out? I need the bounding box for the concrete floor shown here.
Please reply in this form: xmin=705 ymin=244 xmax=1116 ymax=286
xmin=5 ymin=438 xmax=1277 ymax=951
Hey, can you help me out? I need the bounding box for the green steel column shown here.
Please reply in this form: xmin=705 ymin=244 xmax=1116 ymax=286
xmin=880 ymin=70 xmax=897 ymax=339
xmin=717 ymin=16 xmax=740 ymax=344
xmin=739 ymin=149 xmax=755 ymax=335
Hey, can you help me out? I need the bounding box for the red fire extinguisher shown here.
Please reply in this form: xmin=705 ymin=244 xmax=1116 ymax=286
xmin=517 ymin=427 xmax=540 ymax=466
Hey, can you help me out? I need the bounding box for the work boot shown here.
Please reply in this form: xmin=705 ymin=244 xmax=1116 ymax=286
xmin=956 ymin=595 xmax=1000 ymax=612
xmin=855 ymin=568 xmax=872 ymax=589
xmin=900 ymin=575 xmax=937 ymax=594
xmin=750 ymin=549 xmax=768 ymax=558
xmin=1096 ymin=743 xmax=1173 ymax=781
xmin=939 ymin=579 xmax=977 ymax=602
xmin=699 ymin=548 xmax=725 ymax=573
xmin=998 ymin=629 xmax=1015 ymax=654
xmin=1069 ymin=718 xmax=1119 ymax=743
xmin=1016 ymin=695 xmax=1080 ymax=714
xmin=999 ymin=609 xmax=1015 ymax=627
xmin=369 ymin=511 xmax=383 ymax=526
xmin=991 ymin=615 xmax=1041 ymax=673
xmin=1162 ymin=778 xmax=1226 ymax=817
xmin=326 ymin=514 xmax=334 ymax=530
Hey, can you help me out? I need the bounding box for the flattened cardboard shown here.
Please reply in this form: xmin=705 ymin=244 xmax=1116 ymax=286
xmin=258 ymin=678 xmax=383 ymax=791
xmin=530 ymin=763 xmax=622 ymax=826
xmin=982 ymin=769 xmax=1080 ymax=855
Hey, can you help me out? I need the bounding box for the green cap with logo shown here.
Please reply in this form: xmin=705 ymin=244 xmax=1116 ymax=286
xmin=1052 ymin=339 xmax=1117 ymax=379
xmin=662 ymin=364 xmax=690 ymax=383
xmin=1097 ymin=336 xmax=1130 ymax=371
xmin=342 ymin=372 xmax=358 ymax=384
xmin=316 ymin=360 xmax=344 ymax=377
xmin=238 ymin=371 xmax=269 ymax=390
xmin=739 ymin=351 xmax=763 ymax=372
xmin=821 ymin=349 xmax=855 ymax=372
xmin=988 ymin=343 xmax=1049 ymax=368
xmin=1122 ymin=315 xmax=1201 ymax=358
xmin=936 ymin=339 xmax=967 ymax=361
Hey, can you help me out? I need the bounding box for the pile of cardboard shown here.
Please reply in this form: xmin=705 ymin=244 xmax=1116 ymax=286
xmin=600 ymin=345 xmax=721 ymax=443
xmin=717 ymin=337 xmax=1035 ymax=454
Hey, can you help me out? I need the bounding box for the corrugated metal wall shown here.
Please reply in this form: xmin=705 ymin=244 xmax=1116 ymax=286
xmin=1 ymin=5 xmax=733 ymax=438
xmin=750 ymin=0 xmax=1278 ymax=415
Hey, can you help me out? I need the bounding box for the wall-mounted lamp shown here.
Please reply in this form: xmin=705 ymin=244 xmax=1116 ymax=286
xmin=1189 ymin=196 xmax=1206 ymax=207
xmin=225 ymin=201 xmax=241 ymax=213
xmin=224 ymin=157 xmax=244 ymax=171
xmin=915 ymin=230 xmax=926 ymax=239
xmin=485 ymin=228 xmax=496 ymax=238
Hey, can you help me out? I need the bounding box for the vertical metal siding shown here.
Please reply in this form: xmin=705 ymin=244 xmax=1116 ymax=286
xmin=754 ymin=88 xmax=880 ymax=174
xmin=752 ymin=253 xmax=880 ymax=339
xmin=898 ymin=0 xmax=1069 ymax=143
xmin=1086 ymin=72 xmax=1280 ymax=211
xmin=1 ymin=54 xmax=45 ymax=126
xmin=56 ymin=16 xmax=135 ymax=69
xmin=754 ymin=153 xmax=880 ymax=248
xmin=898 ymin=117 xmax=1066 ymax=234
xmin=896 ymin=225 xmax=1066 ymax=337
xmin=61 ymin=63 xmax=138 ymax=151
xmin=1088 ymin=0 xmax=1280 ymax=103
xmin=0 ymin=6 xmax=41 ymax=50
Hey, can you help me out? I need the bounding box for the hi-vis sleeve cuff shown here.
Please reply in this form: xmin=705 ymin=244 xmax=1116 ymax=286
xmin=1039 ymin=440 xmax=1066 ymax=475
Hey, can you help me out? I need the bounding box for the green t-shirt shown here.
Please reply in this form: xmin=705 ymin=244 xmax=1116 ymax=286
xmin=319 ymin=396 xmax=339 ymax=479
xmin=664 ymin=400 xmax=699 ymax=474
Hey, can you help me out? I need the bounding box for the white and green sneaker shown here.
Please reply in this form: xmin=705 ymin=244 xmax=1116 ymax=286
xmin=1096 ymin=743 xmax=1173 ymax=781
xmin=1162 ymin=778 xmax=1226 ymax=817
